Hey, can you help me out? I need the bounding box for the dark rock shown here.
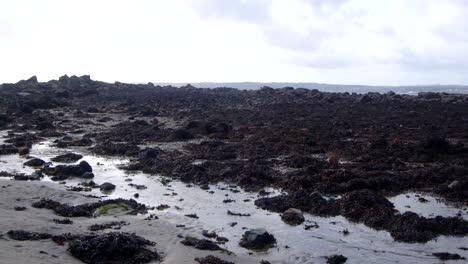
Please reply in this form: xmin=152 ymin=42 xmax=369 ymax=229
xmin=14 ymin=171 xmax=43 ymax=181
xmin=156 ymin=204 xmax=170 ymax=210
xmin=51 ymin=153 xmax=83 ymax=163
xmin=423 ymin=136 xmax=450 ymax=154
xmin=92 ymin=141 xmax=140 ymax=157
xmin=202 ymin=230 xmax=217 ymax=239
xmin=24 ymin=158 xmax=45 ymax=167
xmin=0 ymin=144 xmax=18 ymax=155
xmin=81 ymin=172 xmax=95 ymax=179
xmin=181 ymin=237 xmax=222 ymax=251
xmin=43 ymin=160 xmax=93 ymax=180
xmin=128 ymin=183 xmax=147 ymax=190
xmin=137 ymin=148 xmax=162 ymax=160
xmin=281 ymin=208 xmax=305 ymax=225
xmin=185 ymin=213 xmax=199 ymax=219
xmin=205 ymin=122 xmax=232 ymax=134
xmin=174 ymin=128 xmax=193 ymax=140
xmin=432 ymin=252 xmax=465 ymax=261
xmin=100 ymin=182 xmax=116 ymax=191
xmin=18 ymin=147 xmax=30 ymax=155
xmin=195 ymin=255 xmax=234 ymax=264
xmin=227 ymin=210 xmax=251 ymax=217
xmin=239 ymin=229 xmax=276 ymax=250
xmin=0 ymin=114 xmax=11 ymax=128
xmin=53 ymin=218 xmax=73 ymax=224
xmin=88 ymin=221 xmax=128 ymax=231
xmin=7 ymin=230 xmax=51 ymax=241
xmin=326 ymin=254 xmax=348 ymax=264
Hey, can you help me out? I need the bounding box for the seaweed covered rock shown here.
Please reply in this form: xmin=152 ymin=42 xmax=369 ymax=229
xmin=432 ymin=252 xmax=465 ymax=261
xmin=94 ymin=203 xmax=132 ymax=216
xmin=181 ymin=237 xmax=222 ymax=251
xmin=238 ymin=229 xmax=276 ymax=250
xmin=255 ymin=191 xmax=339 ymax=216
xmin=92 ymin=141 xmax=140 ymax=156
xmin=326 ymin=254 xmax=348 ymax=264
xmin=68 ymin=232 xmax=159 ymax=264
xmin=51 ymin=153 xmax=83 ymax=163
xmin=7 ymin=230 xmax=52 ymax=241
xmin=387 ymin=212 xmax=468 ymax=243
xmin=257 ymin=189 xmax=468 ymax=243
xmin=32 ymin=198 xmax=147 ymax=217
xmin=195 ymin=255 xmax=234 ymax=264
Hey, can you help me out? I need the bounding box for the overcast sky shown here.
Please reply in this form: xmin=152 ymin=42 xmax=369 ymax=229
xmin=1 ymin=0 xmax=467 ymax=85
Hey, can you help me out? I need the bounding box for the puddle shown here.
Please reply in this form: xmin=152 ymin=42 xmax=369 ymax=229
xmin=1 ymin=131 xmax=467 ymax=263
xmin=388 ymin=192 xmax=468 ymax=220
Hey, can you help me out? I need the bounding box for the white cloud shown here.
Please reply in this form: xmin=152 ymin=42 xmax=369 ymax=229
xmin=0 ymin=0 xmax=467 ymax=85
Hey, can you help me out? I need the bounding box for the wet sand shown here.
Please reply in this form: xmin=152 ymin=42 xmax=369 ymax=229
xmin=0 ymin=180 xmax=248 ymax=264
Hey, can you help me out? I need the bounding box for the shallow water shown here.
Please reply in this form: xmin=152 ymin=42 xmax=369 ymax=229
xmin=389 ymin=192 xmax=468 ymax=221
xmin=1 ymin=132 xmax=467 ymax=263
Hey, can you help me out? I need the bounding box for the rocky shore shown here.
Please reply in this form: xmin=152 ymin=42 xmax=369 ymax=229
xmin=0 ymin=75 xmax=467 ymax=263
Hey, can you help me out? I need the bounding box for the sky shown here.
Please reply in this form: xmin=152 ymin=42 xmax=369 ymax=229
xmin=1 ymin=0 xmax=468 ymax=85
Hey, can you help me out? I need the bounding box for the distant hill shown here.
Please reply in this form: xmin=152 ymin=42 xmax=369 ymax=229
xmin=154 ymin=82 xmax=468 ymax=94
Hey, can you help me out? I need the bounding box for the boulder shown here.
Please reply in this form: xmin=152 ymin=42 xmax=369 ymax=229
xmin=281 ymin=208 xmax=305 ymax=225
xmin=100 ymin=182 xmax=116 ymax=192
